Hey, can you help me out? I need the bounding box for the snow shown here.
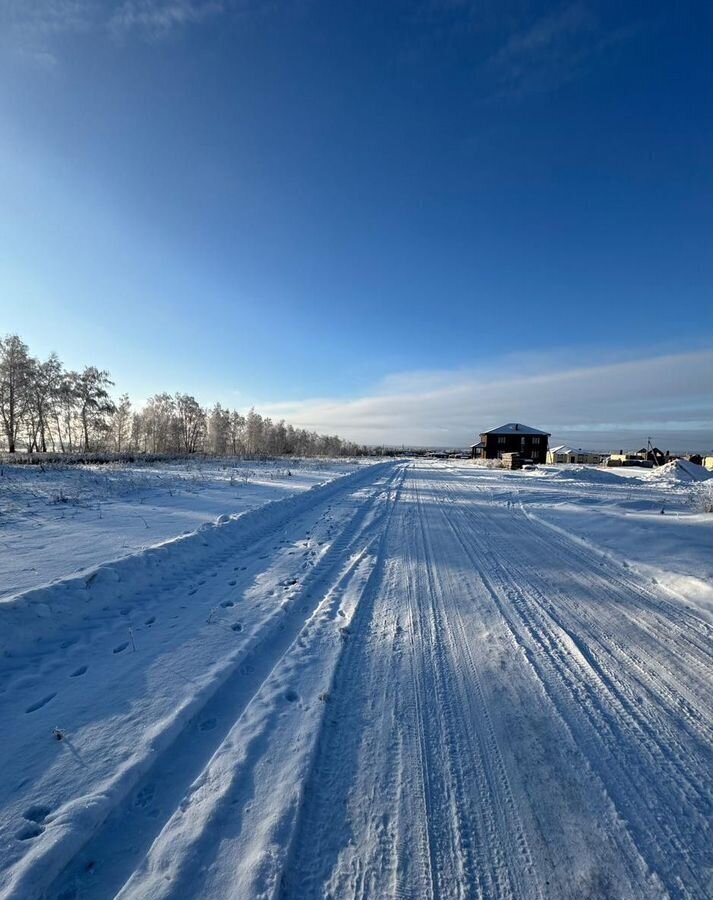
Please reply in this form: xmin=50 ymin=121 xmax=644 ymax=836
xmin=549 ymin=444 xmax=603 ymax=456
xmin=480 ymin=422 xmax=550 ymax=435
xmin=0 ymin=459 xmax=711 ymax=898
xmin=0 ymin=458 xmax=366 ymax=601
xmin=644 ymin=458 xmax=713 ymax=483
xmin=495 ymin=462 xmax=713 ymax=620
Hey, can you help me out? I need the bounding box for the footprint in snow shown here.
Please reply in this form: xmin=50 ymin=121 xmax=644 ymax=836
xmin=145 ymin=616 xmax=156 ymax=625
xmin=135 ymin=784 xmax=155 ymax=808
xmin=188 ymin=588 xmax=197 ymax=596
xmin=231 ymin=623 xmax=243 ymax=632
xmin=113 ymin=641 xmax=129 ymax=654
xmin=70 ymin=665 xmax=88 ymax=678
xmin=24 ymin=805 xmax=51 ymax=824
xmin=228 ymin=580 xmax=236 ymax=586
xmin=220 ymin=600 xmax=234 ymax=608
xmin=285 ymin=690 xmax=299 ymax=703
xmin=16 ymin=805 xmax=51 ymax=841
xmin=25 ymin=693 xmax=56 ymax=714
xmin=199 ymin=717 xmax=217 ymax=732
xmin=56 ymin=884 xmax=80 ymax=900
xmin=13 ymin=675 xmax=40 ymax=691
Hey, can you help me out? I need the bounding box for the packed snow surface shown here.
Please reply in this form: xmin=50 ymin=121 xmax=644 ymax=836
xmin=0 ymin=460 xmax=711 ymax=898
xmin=0 ymin=458 xmax=365 ymax=600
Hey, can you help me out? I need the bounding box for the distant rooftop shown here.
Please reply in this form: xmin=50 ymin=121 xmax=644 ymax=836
xmin=550 ymin=445 xmax=604 ymax=455
xmin=481 ymin=423 xmax=550 ymax=436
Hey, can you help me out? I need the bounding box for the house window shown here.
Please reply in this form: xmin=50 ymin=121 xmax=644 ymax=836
xmin=532 ymin=437 xmax=540 ymax=445
xmin=498 ymin=436 xmax=506 ymax=445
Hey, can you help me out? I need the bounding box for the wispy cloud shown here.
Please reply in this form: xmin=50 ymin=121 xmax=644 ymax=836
xmin=0 ymin=0 xmax=96 ymax=34
xmin=109 ymin=0 xmax=225 ymax=40
xmin=0 ymin=0 xmax=269 ymax=64
xmin=483 ymin=2 xmax=637 ymax=100
xmin=258 ymin=349 xmax=713 ymax=450
xmin=0 ymin=0 xmax=97 ymax=66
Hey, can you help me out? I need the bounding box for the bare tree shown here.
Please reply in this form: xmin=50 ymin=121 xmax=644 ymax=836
xmin=75 ymin=367 xmax=116 ymax=451
xmin=0 ymin=332 xmax=363 ymax=458
xmin=54 ymin=371 xmax=78 ymax=452
xmin=29 ymin=353 xmax=63 ymax=452
xmin=175 ymin=393 xmax=206 ymax=453
xmin=112 ymin=394 xmax=132 ymax=452
xmin=0 ymin=335 xmax=33 ymax=452
xmin=229 ymin=410 xmax=245 ymax=454
xmin=208 ymin=403 xmax=230 ymax=455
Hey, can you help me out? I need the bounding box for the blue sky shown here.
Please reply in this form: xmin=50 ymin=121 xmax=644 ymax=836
xmin=0 ymin=0 xmax=711 ymax=448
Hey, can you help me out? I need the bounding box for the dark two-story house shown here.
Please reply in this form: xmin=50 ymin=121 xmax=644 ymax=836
xmin=471 ymin=423 xmax=550 ymax=464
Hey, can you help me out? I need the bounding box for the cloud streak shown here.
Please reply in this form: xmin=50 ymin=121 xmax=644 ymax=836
xmin=258 ymin=349 xmax=713 ymax=451
xmin=0 ymin=0 xmax=97 ymax=66
xmin=0 ymin=0 xmax=270 ymax=61
xmin=110 ymin=0 xmax=225 ymax=39
xmin=483 ymin=2 xmax=638 ymax=100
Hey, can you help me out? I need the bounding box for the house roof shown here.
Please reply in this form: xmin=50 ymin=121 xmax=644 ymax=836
xmin=470 ymin=441 xmax=485 ymax=449
xmin=481 ymin=423 xmax=550 ymax=436
xmin=550 ymin=445 xmax=603 ymax=456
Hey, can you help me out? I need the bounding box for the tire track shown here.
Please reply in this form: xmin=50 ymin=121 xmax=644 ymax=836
xmin=438 ymin=472 xmax=712 ymax=898
xmin=30 ymin=467 xmax=399 ymax=900
xmin=277 ymin=466 xmax=409 ymax=899
xmin=413 ymin=476 xmax=541 ymax=900
xmin=421 ymin=480 xmax=541 ymax=900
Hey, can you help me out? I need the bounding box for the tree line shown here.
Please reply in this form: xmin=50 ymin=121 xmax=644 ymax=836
xmin=0 ymin=334 xmax=365 ymax=458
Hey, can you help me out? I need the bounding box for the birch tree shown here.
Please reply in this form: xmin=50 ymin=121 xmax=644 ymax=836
xmin=0 ymin=335 xmax=33 ymax=453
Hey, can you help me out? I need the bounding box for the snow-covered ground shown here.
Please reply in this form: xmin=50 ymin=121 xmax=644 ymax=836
xmin=516 ymin=461 xmax=713 ymax=621
xmin=0 ymin=458 xmax=366 ymax=601
xmin=0 ymin=459 xmax=711 ymax=898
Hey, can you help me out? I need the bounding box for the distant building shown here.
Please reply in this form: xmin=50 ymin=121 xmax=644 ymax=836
xmin=637 ymin=447 xmax=669 ymax=466
xmin=547 ymin=445 xmax=607 ymax=465
xmin=607 ymin=451 xmax=653 ymax=468
xmin=471 ymin=423 xmax=550 ymax=464
xmin=607 ymin=446 xmax=669 ymax=468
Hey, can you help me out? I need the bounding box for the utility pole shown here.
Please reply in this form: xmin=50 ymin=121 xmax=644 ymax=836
xmin=647 ymin=436 xmax=660 ymax=466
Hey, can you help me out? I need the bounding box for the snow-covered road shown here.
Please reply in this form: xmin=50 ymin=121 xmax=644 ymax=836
xmin=1 ymin=462 xmax=711 ymax=899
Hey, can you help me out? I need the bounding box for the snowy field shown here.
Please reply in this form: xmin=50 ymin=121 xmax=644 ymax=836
xmin=0 ymin=458 xmax=366 ymax=601
xmin=0 ymin=459 xmax=711 ymax=898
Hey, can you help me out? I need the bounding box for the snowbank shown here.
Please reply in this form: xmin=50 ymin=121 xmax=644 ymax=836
xmin=644 ymin=458 xmax=712 ymax=483
xmin=0 ymin=458 xmax=367 ymax=600
xmin=537 ymin=465 xmax=630 ymax=485
xmin=0 ymin=462 xmax=389 ymax=661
